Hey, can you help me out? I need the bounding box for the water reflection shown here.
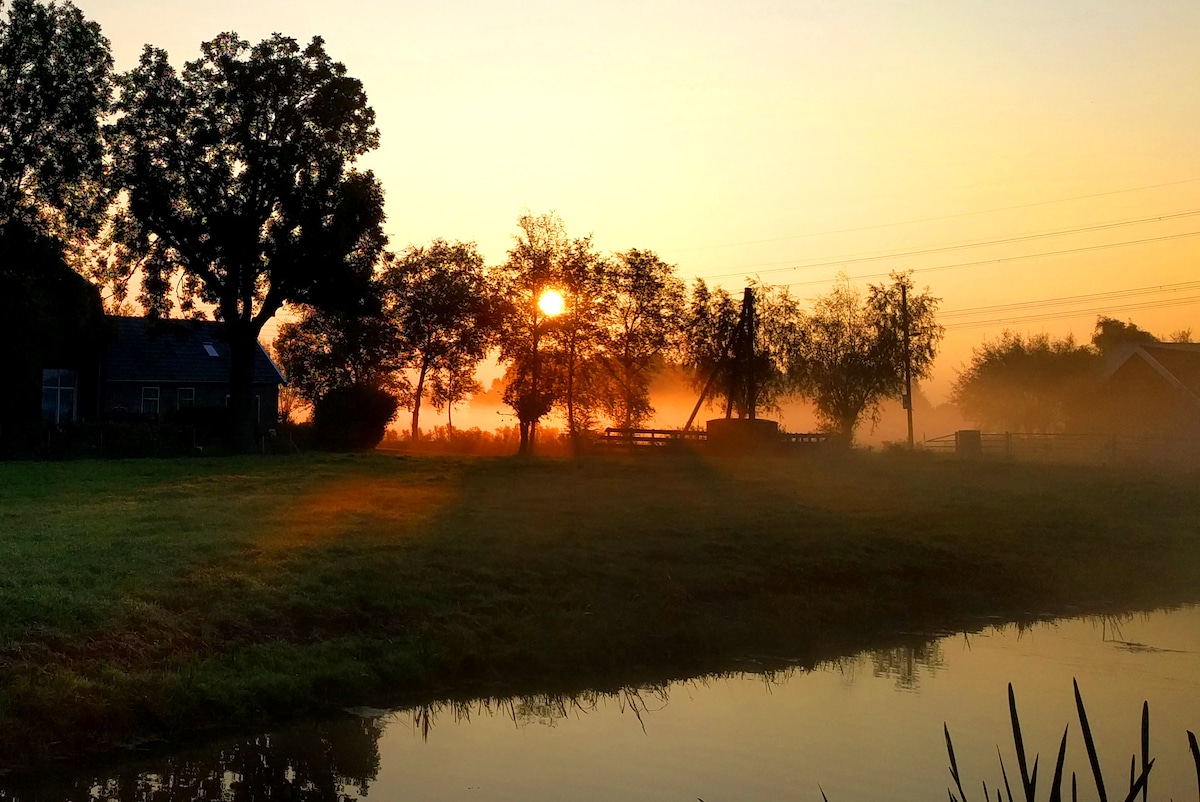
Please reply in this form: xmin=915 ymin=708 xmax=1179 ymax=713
xmin=3 ymin=606 xmax=1198 ymax=802
xmin=406 ymin=684 xmax=673 ymax=738
xmin=0 ymin=717 xmax=384 ymax=802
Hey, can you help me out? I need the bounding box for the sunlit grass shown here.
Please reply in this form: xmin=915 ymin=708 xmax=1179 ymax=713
xmin=1 ymin=451 xmax=1199 ymax=771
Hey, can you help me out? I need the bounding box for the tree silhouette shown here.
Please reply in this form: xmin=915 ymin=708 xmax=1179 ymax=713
xmin=551 ymin=233 xmax=609 ymax=449
xmin=495 ymin=211 xmax=570 ymax=454
xmin=106 ymin=32 xmax=386 ymax=451
xmin=596 ymin=249 xmax=685 ymax=429
xmin=1091 ymin=315 xmax=1159 ymax=356
xmin=682 ymin=279 xmax=802 ymax=420
xmin=951 ymin=331 xmax=1097 ymax=433
xmin=428 ymin=350 xmax=483 ymax=435
xmin=0 ymin=0 xmax=111 ymax=238
xmin=381 ymin=239 xmax=494 ymax=441
xmin=793 ymin=272 xmax=942 ymax=443
xmin=274 ymin=299 xmax=407 ymax=413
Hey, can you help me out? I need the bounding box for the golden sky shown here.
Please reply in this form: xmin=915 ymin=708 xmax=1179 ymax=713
xmin=80 ymin=0 xmax=1200 ymax=404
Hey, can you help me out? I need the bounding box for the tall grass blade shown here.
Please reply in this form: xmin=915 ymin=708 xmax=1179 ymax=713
xmin=998 ymin=748 xmax=1015 ymax=802
xmin=1187 ymin=730 xmax=1199 ymax=802
xmin=1010 ymin=683 xmax=1037 ymax=802
xmin=1140 ymin=702 xmax=1149 ymax=802
xmin=946 ymin=723 xmax=971 ymax=802
xmin=1072 ymin=772 xmax=1077 ymax=802
xmin=1075 ymin=678 xmax=1108 ymax=802
xmin=818 ymin=787 xmax=829 ymax=802
xmin=1128 ymin=755 xmax=1135 ymax=797
xmin=1049 ymin=725 xmax=1069 ymax=802
xmin=1119 ymin=758 xmax=1154 ymax=802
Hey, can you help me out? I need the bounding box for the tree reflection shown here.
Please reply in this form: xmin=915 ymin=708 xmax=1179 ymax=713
xmin=1 ymin=716 xmax=384 ymax=802
xmin=823 ymin=638 xmax=946 ymax=690
xmin=402 ymin=684 xmax=674 ymax=739
xmin=870 ymin=642 xmax=945 ymax=690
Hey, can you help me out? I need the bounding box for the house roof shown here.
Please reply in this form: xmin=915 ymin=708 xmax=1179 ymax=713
xmin=1104 ymin=342 xmax=1200 ymax=407
xmin=104 ymin=316 xmax=285 ymax=385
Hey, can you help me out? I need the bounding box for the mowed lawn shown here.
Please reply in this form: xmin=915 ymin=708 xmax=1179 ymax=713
xmin=1 ymin=450 xmax=1198 ymax=769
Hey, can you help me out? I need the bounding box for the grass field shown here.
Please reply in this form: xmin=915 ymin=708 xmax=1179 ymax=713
xmin=1 ymin=449 xmax=1198 ymax=772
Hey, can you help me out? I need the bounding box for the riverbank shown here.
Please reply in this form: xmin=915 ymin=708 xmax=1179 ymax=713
xmin=2 ymin=450 xmax=1198 ymax=772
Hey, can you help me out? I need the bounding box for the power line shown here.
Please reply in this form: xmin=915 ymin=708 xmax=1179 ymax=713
xmin=940 ymin=281 xmax=1200 ymax=319
xmin=777 ymin=229 xmax=1200 ymax=290
xmin=942 ymin=295 xmax=1200 ymax=331
xmin=697 ymin=209 xmax=1200 ymax=281
xmin=665 ymin=177 xmax=1200 ymax=254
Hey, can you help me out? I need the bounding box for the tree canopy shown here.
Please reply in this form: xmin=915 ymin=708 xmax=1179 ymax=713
xmin=380 ymin=239 xmax=495 ymax=440
xmin=951 ymin=331 xmax=1097 ymax=433
xmin=106 ymin=32 xmax=386 ymax=449
xmin=792 ymin=272 xmax=942 ymax=443
xmin=0 ymin=0 xmax=111 ymax=237
xmin=682 ymin=279 xmax=802 ymax=421
xmin=493 ymin=211 xmax=572 ymax=454
xmin=273 ymin=299 xmax=405 ymax=411
xmin=596 ymin=249 xmax=685 ymax=429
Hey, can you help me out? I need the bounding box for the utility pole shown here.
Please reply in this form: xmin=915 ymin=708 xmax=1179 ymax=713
xmin=744 ymin=287 xmax=757 ymax=420
xmin=901 ymin=282 xmax=914 ymax=449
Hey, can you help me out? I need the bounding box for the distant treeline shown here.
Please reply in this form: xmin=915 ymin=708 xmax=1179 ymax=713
xmin=952 ymin=316 xmax=1194 ymax=435
xmin=6 ymin=2 xmax=1182 ymax=455
xmin=0 ymin=2 xmax=946 ymax=452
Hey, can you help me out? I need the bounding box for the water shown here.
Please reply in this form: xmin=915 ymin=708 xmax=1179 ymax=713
xmin=5 ymin=606 xmax=1199 ymax=801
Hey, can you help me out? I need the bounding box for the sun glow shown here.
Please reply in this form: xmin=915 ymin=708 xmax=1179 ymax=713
xmin=538 ymin=289 xmax=565 ymax=317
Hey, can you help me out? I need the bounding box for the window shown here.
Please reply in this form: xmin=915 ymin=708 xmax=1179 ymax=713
xmin=178 ymin=388 xmax=195 ymax=409
xmin=202 ymin=342 xmax=219 ymax=357
xmin=41 ymin=369 xmax=77 ymax=425
xmin=142 ymin=387 xmax=160 ymax=417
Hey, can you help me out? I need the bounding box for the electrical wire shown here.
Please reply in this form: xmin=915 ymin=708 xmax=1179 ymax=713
xmin=697 ymin=209 xmax=1200 ymax=281
xmin=939 ymin=281 xmax=1200 ymax=319
xmin=774 ymin=229 xmax=1200 ymax=290
xmin=941 ymin=294 xmax=1200 ymax=330
xmin=663 ymin=177 xmax=1200 ymax=254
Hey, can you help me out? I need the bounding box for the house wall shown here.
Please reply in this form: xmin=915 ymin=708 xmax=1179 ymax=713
xmin=101 ymin=382 xmax=280 ymax=425
xmin=1091 ymin=358 xmax=1200 ymax=439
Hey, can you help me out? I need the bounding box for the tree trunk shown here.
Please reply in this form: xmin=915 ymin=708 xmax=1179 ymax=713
xmin=227 ymin=326 xmax=258 ymax=453
xmin=835 ymin=413 xmax=857 ymax=446
xmin=410 ymin=360 xmax=428 ymax=441
xmin=518 ymin=419 xmax=531 ymax=455
xmin=566 ymin=357 xmax=578 ymax=453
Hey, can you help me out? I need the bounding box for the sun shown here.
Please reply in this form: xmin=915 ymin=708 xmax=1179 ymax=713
xmin=538 ymin=289 xmax=565 ymax=317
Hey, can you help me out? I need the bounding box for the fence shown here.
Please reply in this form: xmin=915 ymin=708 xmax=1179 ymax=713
xmin=595 ymin=427 xmax=829 ymax=451
xmin=923 ymin=430 xmax=1199 ymax=465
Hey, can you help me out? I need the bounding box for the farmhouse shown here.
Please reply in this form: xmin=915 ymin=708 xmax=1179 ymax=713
xmin=98 ymin=316 xmax=285 ymax=424
xmin=1094 ymin=342 xmax=1200 ymax=439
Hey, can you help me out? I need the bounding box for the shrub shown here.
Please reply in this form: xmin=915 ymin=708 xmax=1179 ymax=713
xmin=312 ymin=384 xmax=398 ymax=451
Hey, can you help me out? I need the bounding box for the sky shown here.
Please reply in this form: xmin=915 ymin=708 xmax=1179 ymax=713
xmin=75 ymin=0 xmax=1200 ymax=415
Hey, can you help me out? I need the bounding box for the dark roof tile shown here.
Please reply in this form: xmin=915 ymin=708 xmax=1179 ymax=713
xmin=104 ymin=316 xmax=284 ymax=385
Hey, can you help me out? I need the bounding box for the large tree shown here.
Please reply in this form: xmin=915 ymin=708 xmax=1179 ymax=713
xmin=106 ymin=33 xmax=386 ymax=450
xmin=551 ymin=233 xmax=609 ymax=449
xmin=1090 ymin=316 xmax=1159 ymax=356
xmin=951 ymin=331 xmax=1097 ymax=433
xmin=273 ymin=299 xmax=406 ymax=412
xmin=494 ymin=211 xmax=570 ymax=455
xmin=596 ymin=249 xmax=684 ymax=429
xmin=682 ymin=278 xmax=802 ymax=420
xmin=381 ymin=240 xmax=494 ymax=440
xmin=0 ymin=0 xmax=111 ymax=237
xmin=792 ymin=272 xmax=942 ymax=443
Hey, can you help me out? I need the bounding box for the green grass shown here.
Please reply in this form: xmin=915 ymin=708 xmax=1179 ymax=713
xmin=1 ymin=450 xmax=1199 ymax=771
